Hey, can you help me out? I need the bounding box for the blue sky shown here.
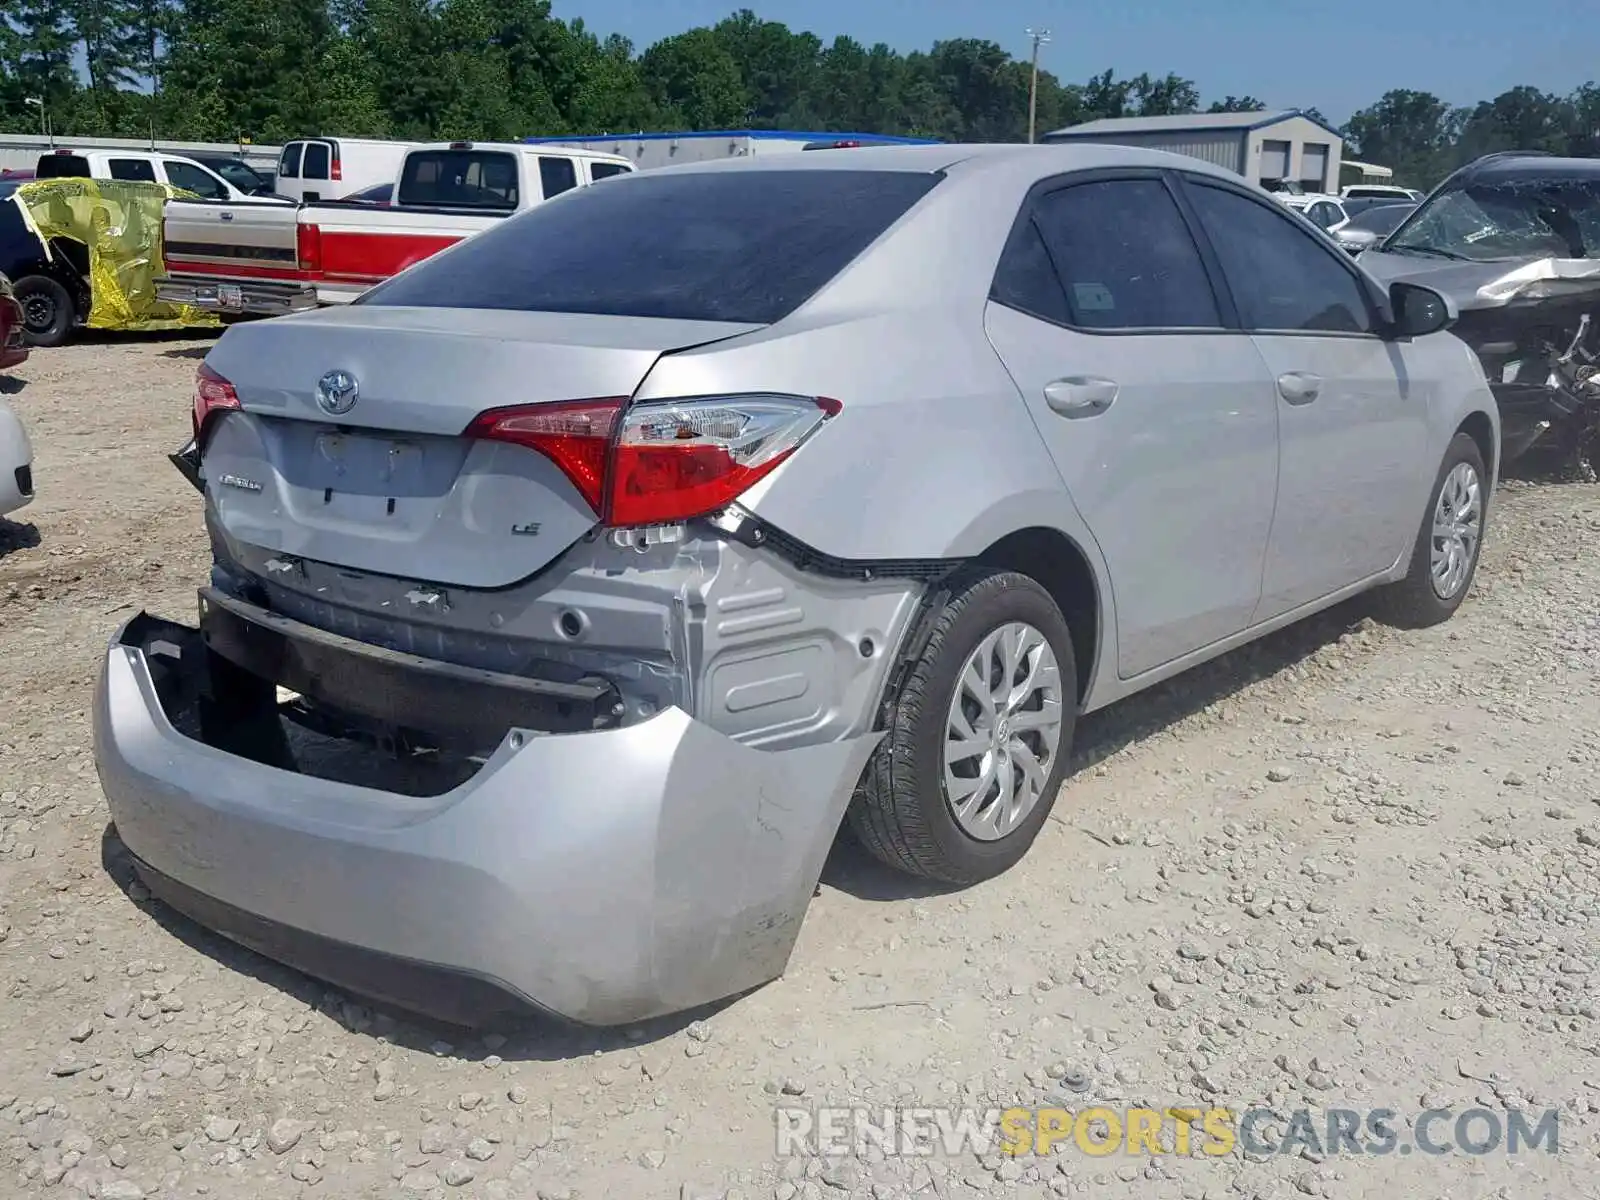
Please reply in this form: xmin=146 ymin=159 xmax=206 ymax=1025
xmin=561 ymin=0 xmax=1593 ymax=126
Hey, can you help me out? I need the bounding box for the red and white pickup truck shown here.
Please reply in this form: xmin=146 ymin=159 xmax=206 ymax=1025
xmin=154 ymin=141 xmax=636 ymax=316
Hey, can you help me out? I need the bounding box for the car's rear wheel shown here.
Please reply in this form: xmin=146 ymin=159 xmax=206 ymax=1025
xmin=12 ymin=275 xmax=74 ymax=347
xmin=849 ymin=569 xmax=1077 ymax=884
xmin=1376 ymin=431 xmax=1487 ymax=628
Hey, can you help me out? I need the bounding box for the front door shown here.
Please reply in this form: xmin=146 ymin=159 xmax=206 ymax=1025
xmin=1179 ymin=177 xmax=1429 ymax=617
xmin=983 ymin=173 xmax=1282 ymax=679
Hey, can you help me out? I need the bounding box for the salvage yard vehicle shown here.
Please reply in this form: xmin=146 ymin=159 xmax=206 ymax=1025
xmin=0 ymin=176 xmax=91 ymax=346
xmin=4 ymin=177 xmax=216 ymax=345
xmin=0 ymin=274 xmax=34 ymax=514
xmin=0 ymin=398 xmax=33 ymax=519
xmin=1359 ymin=151 xmax=1600 ymax=468
xmin=34 ymin=147 xmax=287 ymax=205
xmin=1329 ymin=202 xmax=1417 ymax=255
xmin=0 ymin=271 xmax=30 ymax=369
xmin=154 ymin=141 xmax=636 ymax=317
xmin=96 ymin=143 xmax=1500 ymax=1027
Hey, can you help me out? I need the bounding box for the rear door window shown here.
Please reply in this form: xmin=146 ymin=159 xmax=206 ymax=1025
xmin=278 ymin=144 xmax=302 ymax=179
xmin=590 ymin=161 xmax=631 ymax=182
xmin=397 ymin=150 xmax=520 ymax=210
xmin=165 ymin=161 xmax=229 ymax=200
xmin=538 ymin=156 xmax=578 ymax=199
xmin=301 ymin=143 xmax=330 ymax=181
xmin=1026 ymin=178 xmax=1222 ymax=330
xmin=109 ymin=158 xmax=158 ymax=183
xmin=363 ymin=168 xmax=942 ymax=324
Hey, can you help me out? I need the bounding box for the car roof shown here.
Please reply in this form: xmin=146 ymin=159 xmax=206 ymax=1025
xmin=1451 ymin=152 xmax=1600 ymax=185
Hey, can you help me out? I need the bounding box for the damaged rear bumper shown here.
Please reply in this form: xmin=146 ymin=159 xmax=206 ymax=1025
xmin=93 ymin=609 xmax=879 ymax=1026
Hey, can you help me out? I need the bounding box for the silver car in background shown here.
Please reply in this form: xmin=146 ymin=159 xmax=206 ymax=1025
xmin=95 ymin=143 xmax=1500 ymax=1026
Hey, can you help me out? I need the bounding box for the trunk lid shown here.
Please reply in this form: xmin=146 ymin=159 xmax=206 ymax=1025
xmin=199 ymin=307 xmax=760 ymax=589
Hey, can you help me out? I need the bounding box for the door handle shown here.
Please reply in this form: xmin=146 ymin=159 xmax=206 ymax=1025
xmin=1276 ymin=371 xmax=1322 ymax=405
xmin=1044 ymin=377 xmax=1118 ymax=418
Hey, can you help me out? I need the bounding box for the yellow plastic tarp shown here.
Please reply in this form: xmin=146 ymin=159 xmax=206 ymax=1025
xmin=10 ymin=177 xmax=219 ymax=332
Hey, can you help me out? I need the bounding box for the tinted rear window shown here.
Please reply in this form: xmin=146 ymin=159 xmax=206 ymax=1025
xmin=398 ymin=150 xmax=519 ymax=210
xmin=36 ymin=154 xmax=90 ymax=179
xmin=361 ymin=168 xmax=942 ymax=324
xmin=302 ymin=143 xmax=330 ymax=180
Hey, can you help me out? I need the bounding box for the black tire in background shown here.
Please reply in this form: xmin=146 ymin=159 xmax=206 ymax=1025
xmin=11 ymin=275 xmax=74 ymax=347
xmin=849 ymin=568 xmax=1078 ymax=885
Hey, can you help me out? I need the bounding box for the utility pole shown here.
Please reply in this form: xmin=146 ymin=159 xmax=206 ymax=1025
xmin=1025 ymin=29 xmax=1051 ymax=144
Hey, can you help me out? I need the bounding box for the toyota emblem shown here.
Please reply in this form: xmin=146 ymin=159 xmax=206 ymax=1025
xmin=316 ymin=369 xmax=359 ymax=415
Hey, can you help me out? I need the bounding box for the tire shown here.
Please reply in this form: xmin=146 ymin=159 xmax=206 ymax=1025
xmin=1375 ymin=431 xmax=1488 ymax=629
xmin=12 ymin=275 xmax=74 ymax=348
xmin=848 ymin=569 xmax=1078 ymax=884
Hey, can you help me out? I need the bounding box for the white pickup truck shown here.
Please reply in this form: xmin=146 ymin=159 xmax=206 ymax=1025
xmin=155 ymin=141 xmax=636 ymax=316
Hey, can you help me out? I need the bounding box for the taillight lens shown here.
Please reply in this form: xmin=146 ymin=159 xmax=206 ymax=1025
xmin=297 ymin=222 xmax=322 ymax=275
xmin=463 ymin=394 xmax=839 ymax=526
xmin=193 ymin=362 xmax=240 ymax=438
xmin=463 ymin=399 xmax=624 ymax=515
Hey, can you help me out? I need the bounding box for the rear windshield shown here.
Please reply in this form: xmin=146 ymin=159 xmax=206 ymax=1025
xmin=361 ymin=168 xmax=942 ymax=324
xmin=397 ymin=150 xmax=519 ymax=210
xmin=35 ymin=154 xmax=90 ymax=179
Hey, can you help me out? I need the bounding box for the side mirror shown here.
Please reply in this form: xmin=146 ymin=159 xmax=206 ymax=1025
xmin=1388 ymin=281 xmax=1455 ymax=337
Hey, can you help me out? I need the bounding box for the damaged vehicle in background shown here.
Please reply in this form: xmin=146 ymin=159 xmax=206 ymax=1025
xmin=1329 ymin=202 xmax=1417 ymax=255
xmin=1359 ymin=151 xmax=1600 ymax=469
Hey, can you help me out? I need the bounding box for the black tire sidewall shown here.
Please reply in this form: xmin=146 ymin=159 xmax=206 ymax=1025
xmin=13 ymin=276 xmax=73 ymax=347
xmin=900 ymin=575 xmax=1077 ymax=880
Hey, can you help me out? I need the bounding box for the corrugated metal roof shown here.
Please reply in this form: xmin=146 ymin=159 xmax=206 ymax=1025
xmin=1045 ymin=109 xmax=1343 ymax=141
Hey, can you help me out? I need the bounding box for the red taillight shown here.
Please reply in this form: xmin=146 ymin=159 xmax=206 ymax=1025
xmin=463 ymin=394 xmax=839 ymax=526
xmin=463 ymin=399 xmax=625 ymax=515
xmin=193 ymin=362 xmax=240 ymax=438
xmin=297 ymin=222 xmax=322 ymax=275
xmin=330 ymin=144 xmax=341 ymax=181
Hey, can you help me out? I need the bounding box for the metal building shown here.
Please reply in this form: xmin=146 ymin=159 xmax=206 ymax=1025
xmin=1042 ymin=110 xmax=1344 ymax=194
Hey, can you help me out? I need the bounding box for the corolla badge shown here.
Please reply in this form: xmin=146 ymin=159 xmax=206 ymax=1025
xmin=316 ymin=369 xmax=360 ymax=415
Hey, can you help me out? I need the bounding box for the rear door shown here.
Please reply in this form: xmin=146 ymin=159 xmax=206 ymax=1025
xmin=278 ymin=143 xmax=303 ymax=199
xmin=982 ymin=171 xmax=1281 ymax=679
xmin=1177 ymin=174 xmax=1428 ymax=617
xmin=299 ymin=141 xmax=332 ymax=201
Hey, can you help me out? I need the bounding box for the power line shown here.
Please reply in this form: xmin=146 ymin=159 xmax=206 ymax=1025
xmin=1026 ymin=28 xmax=1051 ymax=144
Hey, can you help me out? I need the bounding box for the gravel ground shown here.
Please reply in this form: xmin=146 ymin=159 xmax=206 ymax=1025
xmin=3 ymin=336 xmax=1600 ymax=1200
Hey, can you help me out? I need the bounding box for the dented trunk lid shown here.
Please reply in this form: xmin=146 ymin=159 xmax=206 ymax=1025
xmin=199 ymin=306 xmax=761 ymax=589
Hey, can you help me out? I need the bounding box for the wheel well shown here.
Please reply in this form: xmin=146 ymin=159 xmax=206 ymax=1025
xmin=1458 ymin=410 xmax=1496 ymax=481
xmin=973 ymin=527 xmax=1099 ymax=703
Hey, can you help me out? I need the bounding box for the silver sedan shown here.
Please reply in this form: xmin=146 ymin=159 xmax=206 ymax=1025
xmin=95 ymin=143 xmax=1499 ymax=1026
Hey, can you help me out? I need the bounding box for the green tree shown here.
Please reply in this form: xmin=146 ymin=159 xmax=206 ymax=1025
xmin=638 ymin=28 xmax=749 ymax=129
xmin=1207 ymin=95 xmax=1266 ymax=113
xmin=1343 ymin=89 xmax=1457 ymax=187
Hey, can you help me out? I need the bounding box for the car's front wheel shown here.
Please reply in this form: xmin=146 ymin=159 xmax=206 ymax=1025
xmin=849 ymin=569 xmax=1077 ymax=884
xmin=1376 ymin=431 xmax=1488 ymax=628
